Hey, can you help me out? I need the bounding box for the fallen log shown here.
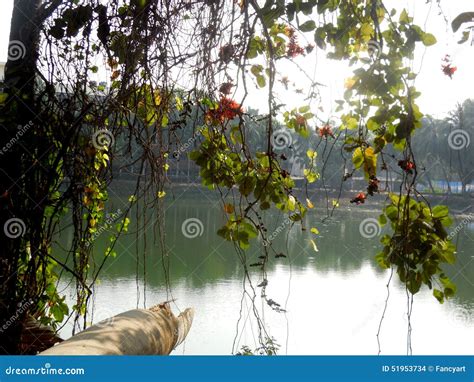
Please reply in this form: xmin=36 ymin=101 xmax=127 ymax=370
xmin=39 ymin=303 xmax=194 ymax=355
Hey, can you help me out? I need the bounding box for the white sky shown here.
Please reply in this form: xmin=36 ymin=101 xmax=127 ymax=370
xmin=0 ymin=0 xmax=472 ymax=119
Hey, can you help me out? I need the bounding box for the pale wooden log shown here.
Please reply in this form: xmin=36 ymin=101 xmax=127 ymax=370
xmin=39 ymin=303 xmax=194 ymax=355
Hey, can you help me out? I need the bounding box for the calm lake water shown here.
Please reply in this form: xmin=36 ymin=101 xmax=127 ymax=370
xmin=57 ymin=186 xmax=474 ymax=355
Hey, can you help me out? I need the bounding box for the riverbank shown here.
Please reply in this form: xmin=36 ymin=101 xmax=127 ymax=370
xmin=107 ymin=179 xmax=473 ymax=217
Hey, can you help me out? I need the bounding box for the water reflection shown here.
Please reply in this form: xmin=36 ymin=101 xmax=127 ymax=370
xmin=56 ymin=188 xmax=474 ymax=354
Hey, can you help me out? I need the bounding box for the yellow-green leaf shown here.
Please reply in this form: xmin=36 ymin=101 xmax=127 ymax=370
xmin=306 ymin=149 xmax=317 ymax=160
xmin=175 ymin=96 xmax=184 ymax=111
xmin=421 ymin=32 xmax=437 ymax=46
xmin=287 ymin=195 xmax=296 ymax=211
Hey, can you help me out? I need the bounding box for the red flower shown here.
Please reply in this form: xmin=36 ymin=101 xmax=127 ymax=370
xmin=219 ymin=97 xmax=243 ymax=119
xmin=318 ymin=124 xmax=334 ymax=138
xmin=287 ymin=36 xmax=305 ymax=58
xmin=350 ymin=192 xmax=366 ymax=205
xmin=442 ymin=64 xmax=457 ymax=78
xmin=441 ymin=55 xmax=457 ymax=79
xmin=398 ymin=159 xmax=415 ymax=174
xmin=205 ymin=97 xmax=243 ymax=124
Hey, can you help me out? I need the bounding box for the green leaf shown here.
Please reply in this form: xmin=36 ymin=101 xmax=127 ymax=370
xmin=256 ymin=75 xmax=266 ymax=88
xmin=433 ymin=289 xmax=444 ymax=304
xmin=399 ymin=9 xmax=409 ymax=23
xmin=407 ymin=273 xmax=422 ymax=294
xmin=250 ymin=64 xmax=262 ymax=76
xmin=385 ymin=205 xmax=398 ymax=221
xmin=375 ymin=252 xmax=390 ymax=269
xmin=367 ymin=118 xmax=379 ymax=132
xmin=217 ymin=226 xmax=229 ymax=239
xmin=458 ymin=30 xmax=471 ymax=44
xmin=343 ymin=116 xmax=358 ymax=130
xmin=314 ymin=27 xmax=326 ymax=49
xmin=50 ymin=305 xmax=65 ymax=322
xmin=360 ymin=23 xmax=373 ymax=42
xmin=432 ymin=205 xmax=448 ymax=218
xmin=440 ymin=247 xmax=456 ymax=264
xmin=451 ymin=12 xmax=474 ymax=33
xmin=299 ymin=20 xmax=316 ymax=32
xmin=421 ymin=32 xmax=437 ymax=46
xmin=440 ymin=215 xmax=453 ymax=227
xmin=242 ymin=222 xmax=255 ymax=236
xmin=440 ymin=274 xmax=457 ymax=297
xmin=239 ymin=176 xmax=256 ymax=197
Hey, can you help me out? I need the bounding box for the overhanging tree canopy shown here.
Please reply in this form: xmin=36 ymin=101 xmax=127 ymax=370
xmin=0 ymin=0 xmax=468 ymax=354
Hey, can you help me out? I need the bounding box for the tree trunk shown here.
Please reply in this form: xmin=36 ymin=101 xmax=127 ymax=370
xmin=0 ymin=0 xmax=64 ymax=354
xmin=0 ymin=0 xmax=43 ymax=355
xmin=39 ymin=304 xmax=194 ymax=355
